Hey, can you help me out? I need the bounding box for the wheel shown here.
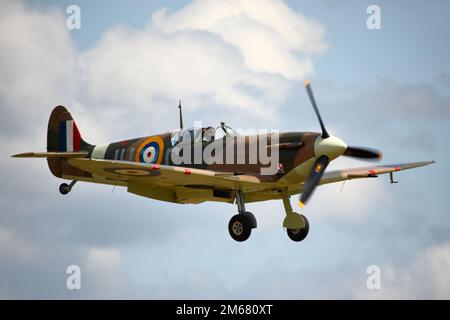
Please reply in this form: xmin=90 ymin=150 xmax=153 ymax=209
xmin=228 ymin=214 xmax=252 ymax=242
xmin=243 ymin=211 xmax=257 ymax=229
xmin=287 ymin=214 xmax=309 ymax=242
xmin=59 ymin=183 xmax=71 ymax=195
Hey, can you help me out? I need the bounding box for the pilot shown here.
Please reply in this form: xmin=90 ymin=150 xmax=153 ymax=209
xmin=202 ymin=126 xmax=215 ymax=143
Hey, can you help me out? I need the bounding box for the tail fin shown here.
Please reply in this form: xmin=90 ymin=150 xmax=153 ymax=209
xmin=47 ymin=105 xmax=92 ymax=152
xmin=46 ymin=106 xmax=93 ymax=178
xmin=12 ymin=106 xmax=94 ymax=179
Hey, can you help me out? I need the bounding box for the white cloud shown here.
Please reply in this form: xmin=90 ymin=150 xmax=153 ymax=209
xmin=85 ymin=248 xmax=122 ymax=272
xmin=84 ymin=248 xmax=123 ymax=296
xmin=0 ymin=228 xmax=41 ymax=263
xmin=79 ymin=26 xmax=284 ymax=118
xmin=0 ymin=0 xmax=327 ymax=141
xmin=152 ymin=0 xmax=328 ymax=79
xmin=76 ymin=0 xmax=328 ymax=136
xmin=313 ymin=181 xmax=390 ymax=222
xmin=357 ymin=78 xmax=450 ymax=119
xmin=357 ymin=243 xmax=450 ymax=299
xmin=0 ymin=1 xmax=76 ymax=139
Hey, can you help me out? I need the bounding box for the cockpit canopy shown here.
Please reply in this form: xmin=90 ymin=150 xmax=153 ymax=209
xmin=170 ymin=122 xmax=238 ymax=147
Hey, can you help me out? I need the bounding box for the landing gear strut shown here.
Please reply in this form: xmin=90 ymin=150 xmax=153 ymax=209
xmin=282 ymin=192 xmax=309 ymax=242
xmin=59 ymin=180 xmax=77 ymax=195
xmin=228 ymin=190 xmax=257 ymax=242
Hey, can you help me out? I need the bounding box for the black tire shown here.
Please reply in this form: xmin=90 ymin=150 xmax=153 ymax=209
xmin=228 ymin=214 xmax=252 ymax=242
xmin=287 ymin=214 xmax=309 ymax=242
xmin=243 ymin=211 xmax=257 ymax=229
xmin=59 ymin=183 xmax=70 ymax=195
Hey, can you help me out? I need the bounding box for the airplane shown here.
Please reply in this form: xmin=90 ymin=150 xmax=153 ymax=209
xmin=13 ymin=81 xmax=435 ymax=242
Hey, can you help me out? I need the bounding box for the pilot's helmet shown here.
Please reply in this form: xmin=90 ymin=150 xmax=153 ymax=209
xmin=203 ymin=127 xmax=215 ymax=142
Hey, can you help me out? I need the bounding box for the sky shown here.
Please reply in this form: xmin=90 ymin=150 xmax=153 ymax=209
xmin=0 ymin=0 xmax=449 ymax=299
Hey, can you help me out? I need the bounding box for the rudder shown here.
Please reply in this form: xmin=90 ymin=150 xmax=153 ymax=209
xmin=47 ymin=105 xmax=91 ymax=152
xmin=47 ymin=106 xmax=93 ymax=178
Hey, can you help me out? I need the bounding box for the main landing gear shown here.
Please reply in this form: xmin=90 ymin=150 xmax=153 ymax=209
xmin=228 ymin=190 xmax=257 ymax=242
xmin=59 ymin=180 xmax=77 ymax=195
xmin=282 ymin=192 xmax=309 ymax=242
xmin=227 ymin=190 xmax=309 ymax=242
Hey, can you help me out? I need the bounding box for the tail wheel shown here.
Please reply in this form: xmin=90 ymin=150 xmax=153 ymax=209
xmin=287 ymin=214 xmax=309 ymax=242
xmin=228 ymin=214 xmax=252 ymax=242
xmin=59 ymin=183 xmax=71 ymax=195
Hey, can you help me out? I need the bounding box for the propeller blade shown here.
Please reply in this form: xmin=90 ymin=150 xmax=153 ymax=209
xmin=299 ymin=155 xmax=330 ymax=207
xmin=304 ymin=80 xmax=329 ymax=139
xmin=343 ymin=146 xmax=382 ymax=161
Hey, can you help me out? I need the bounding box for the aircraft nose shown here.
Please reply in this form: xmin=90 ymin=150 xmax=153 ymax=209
xmin=314 ymin=135 xmax=347 ymax=160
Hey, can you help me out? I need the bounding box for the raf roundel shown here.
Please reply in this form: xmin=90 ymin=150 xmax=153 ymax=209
xmin=135 ymin=136 xmax=164 ymax=164
xmin=142 ymin=143 xmax=158 ymax=163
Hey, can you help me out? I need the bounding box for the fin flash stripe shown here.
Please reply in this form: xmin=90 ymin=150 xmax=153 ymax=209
xmin=59 ymin=120 xmax=81 ymax=152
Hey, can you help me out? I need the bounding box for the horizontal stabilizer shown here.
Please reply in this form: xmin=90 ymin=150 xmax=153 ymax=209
xmin=12 ymin=151 xmax=88 ymax=158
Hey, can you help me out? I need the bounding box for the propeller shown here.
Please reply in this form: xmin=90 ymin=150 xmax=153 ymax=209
xmin=343 ymin=146 xmax=382 ymax=160
xmin=298 ymin=80 xmax=382 ymax=207
xmin=304 ymin=80 xmax=329 ymax=139
xmin=298 ymin=155 xmax=329 ymax=207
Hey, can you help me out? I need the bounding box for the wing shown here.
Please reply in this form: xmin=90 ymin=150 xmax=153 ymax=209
xmin=245 ymin=161 xmax=436 ymax=202
xmin=259 ymin=160 xmax=436 ymax=201
xmin=319 ymin=161 xmax=435 ymax=185
xmin=67 ymin=158 xmax=274 ymax=204
xmin=12 ymin=151 xmax=88 ymax=158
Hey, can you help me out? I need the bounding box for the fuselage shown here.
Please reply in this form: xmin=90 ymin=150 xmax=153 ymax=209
xmin=88 ymin=130 xmax=321 ymax=183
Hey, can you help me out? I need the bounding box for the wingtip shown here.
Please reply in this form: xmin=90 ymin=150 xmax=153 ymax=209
xmin=11 ymin=153 xmax=29 ymax=158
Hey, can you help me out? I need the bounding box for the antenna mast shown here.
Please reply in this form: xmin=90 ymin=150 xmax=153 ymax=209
xmin=178 ymin=100 xmax=183 ymax=130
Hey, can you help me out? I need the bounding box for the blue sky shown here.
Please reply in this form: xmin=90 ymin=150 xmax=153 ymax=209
xmin=0 ymin=0 xmax=449 ymax=299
